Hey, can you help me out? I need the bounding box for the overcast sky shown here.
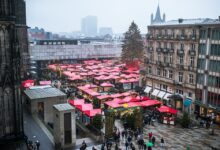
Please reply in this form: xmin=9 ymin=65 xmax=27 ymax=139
xmin=26 ymin=0 xmax=220 ymax=34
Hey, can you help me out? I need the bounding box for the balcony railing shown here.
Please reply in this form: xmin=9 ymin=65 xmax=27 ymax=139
xmin=156 ymin=48 xmax=162 ymax=52
xmin=189 ymin=35 xmax=197 ymax=40
xmin=188 ymin=50 xmax=196 ymax=56
xmin=146 ymin=34 xmax=153 ymax=39
xmin=168 ymin=48 xmax=174 ymax=53
xmin=147 ymin=47 xmax=153 ymax=51
xmin=162 ymin=48 xmax=168 ymax=53
xmin=176 ymin=64 xmax=185 ymax=70
xmin=177 ymin=49 xmax=185 ymax=55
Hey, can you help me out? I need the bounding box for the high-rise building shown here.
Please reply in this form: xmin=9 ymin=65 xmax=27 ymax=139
xmin=81 ymin=16 xmax=97 ymax=37
xmin=196 ymin=22 xmax=220 ymax=124
xmin=151 ymin=5 xmax=166 ymax=25
xmin=0 ymin=0 xmax=28 ymax=148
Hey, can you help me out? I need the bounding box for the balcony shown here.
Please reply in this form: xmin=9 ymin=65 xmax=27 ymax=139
xmin=168 ymin=48 xmax=174 ymax=53
xmin=176 ymin=64 xmax=185 ymax=70
xmin=189 ymin=35 xmax=197 ymax=41
xmin=168 ymin=34 xmax=175 ymax=40
xmin=156 ymin=48 xmax=162 ymax=52
xmin=146 ymin=34 xmax=153 ymax=40
xmin=156 ymin=61 xmax=163 ymax=66
xmin=147 ymin=47 xmax=153 ymax=52
xmin=156 ymin=34 xmax=163 ymax=40
xmin=188 ymin=50 xmax=196 ymax=56
xmin=164 ymin=62 xmax=171 ymax=67
xmin=162 ymin=48 xmax=168 ymax=53
xmin=188 ymin=66 xmax=196 ymax=72
xmin=177 ymin=49 xmax=185 ymax=55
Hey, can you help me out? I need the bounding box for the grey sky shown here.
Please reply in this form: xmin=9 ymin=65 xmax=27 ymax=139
xmin=26 ymin=0 xmax=220 ymax=34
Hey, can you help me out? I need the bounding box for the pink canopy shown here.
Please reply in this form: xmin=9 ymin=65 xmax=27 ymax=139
xmin=157 ymin=106 xmax=178 ymax=114
xmin=75 ymin=103 xmax=93 ymax=111
xmin=69 ymin=99 xmax=85 ymax=106
xmin=84 ymin=109 xmax=102 ymax=117
xmin=39 ymin=80 xmax=51 ymax=85
xmin=100 ymin=82 xmax=114 ymax=87
xmin=97 ymin=95 xmax=112 ymax=100
xmin=140 ymin=100 xmax=162 ymax=107
xmin=22 ymin=79 xmax=35 ymax=88
xmin=104 ymin=101 xmax=122 ymax=108
xmin=110 ymin=93 xmax=123 ymax=98
xmin=127 ymin=102 xmax=143 ymax=108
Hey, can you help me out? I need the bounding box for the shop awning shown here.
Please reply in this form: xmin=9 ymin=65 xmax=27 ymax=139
xmin=69 ymin=99 xmax=85 ymax=106
xmin=144 ymin=86 xmax=152 ymax=94
xmin=76 ymin=103 xmax=93 ymax=111
xmin=157 ymin=91 xmax=166 ymax=99
xmin=184 ymin=98 xmax=192 ymax=107
xmin=104 ymin=101 xmax=122 ymax=108
xmin=151 ymin=89 xmax=160 ymax=96
xmin=163 ymin=92 xmax=172 ymax=101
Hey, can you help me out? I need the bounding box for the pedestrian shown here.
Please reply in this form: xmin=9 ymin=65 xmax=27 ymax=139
xmin=152 ymin=136 xmax=156 ymax=146
xmin=160 ymin=137 xmax=164 ymax=147
xmin=143 ymin=143 xmax=147 ymax=150
xmin=92 ymin=146 xmax=97 ymax=150
xmin=147 ymin=146 xmax=152 ymax=150
xmin=35 ymin=140 xmax=40 ymax=150
xmin=115 ymin=143 xmax=119 ymax=150
xmin=125 ymin=141 xmax=129 ymax=150
xmin=148 ymin=132 xmax=152 ymax=140
xmin=101 ymin=143 xmax=105 ymax=150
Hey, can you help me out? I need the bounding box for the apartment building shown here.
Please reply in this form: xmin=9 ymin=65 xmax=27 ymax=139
xmin=143 ymin=18 xmax=220 ymax=115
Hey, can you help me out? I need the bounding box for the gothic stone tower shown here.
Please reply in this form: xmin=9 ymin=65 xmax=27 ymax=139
xmin=0 ymin=0 xmax=27 ymax=146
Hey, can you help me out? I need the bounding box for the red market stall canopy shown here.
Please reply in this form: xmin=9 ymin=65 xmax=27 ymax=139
xmin=84 ymin=109 xmax=102 ymax=117
xmin=110 ymin=93 xmax=124 ymax=98
xmin=75 ymin=103 xmax=93 ymax=111
xmin=157 ymin=106 xmax=178 ymax=115
xmin=69 ymin=99 xmax=85 ymax=106
xmin=140 ymin=100 xmax=162 ymax=107
xmin=105 ymin=101 xmax=122 ymax=108
xmin=126 ymin=102 xmax=143 ymax=108
xmin=136 ymin=96 xmax=150 ymax=101
xmin=118 ymin=96 xmax=138 ymax=104
xmin=22 ymin=79 xmax=35 ymax=88
xmin=100 ymin=82 xmax=114 ymax=87
xmin=97 ymin=95 xmax=112 ymax=100
xmin=39 ymin=80 xmax=51 ymax=85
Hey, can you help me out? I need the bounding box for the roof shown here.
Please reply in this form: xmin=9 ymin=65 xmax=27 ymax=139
xmin=150 ymin=18 xmax=220 ymax=26
xmin=53 ymin=103 xmax=74 ymax=111
xmin=24 ymin=87 xmax=66 ymax=100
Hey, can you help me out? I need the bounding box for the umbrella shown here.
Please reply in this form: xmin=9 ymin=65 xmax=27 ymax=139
xmin=147 ymin=142 xmax=153 ymax=147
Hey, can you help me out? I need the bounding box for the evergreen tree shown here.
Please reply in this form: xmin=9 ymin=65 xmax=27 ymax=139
xmin=121 ymin=21 xmax=144 ymax=63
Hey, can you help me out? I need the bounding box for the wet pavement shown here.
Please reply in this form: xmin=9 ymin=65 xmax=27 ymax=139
xmin=82 ymin=120 xmax=220 ymax=150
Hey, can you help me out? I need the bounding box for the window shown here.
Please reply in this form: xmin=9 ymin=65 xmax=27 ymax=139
xmin=210 ymin=44 xmax=220 ymax=56
xmin=191 ymin=44 xmax=195 ymax=50
xmin=178 ymin=72 xmax=183 ymax=82
xmin=208 ymin=76 xmax=220 ymax=88
xmin=211 ymin=29 xmax=220 ymax=40
xmin=148 ymin=66 xmax=152 ymax=74
xmin=157 ymin=68 xmax=161 ymax=76
xmin=160 ymin=84 xmax=167 ymax=91
xmin=176 ymin=89 xmax=183 ymax=95
xmin=190 ymin=56 xmax=194 ymax=67
xmin=168 ymin=70 xmax=173 ymax=79
xmin=189 ymin=74 xmax=194 ymax=84
xmin=168 ymin=54 xmax=173 ymax=63
xmin=170 ymin=43 xmax=174 ymax=49
xmin=163 ymin=69 xmax=167 ymax=78
xmin=200 ymin=30 xmax=207 ymax=39
xmin=208 ymin=92 xmax=220 ymax=106
xmin=209 ymin=60 xmax=220 ymax=72
xmin=199 ymin=44 xmax=206 ymax=55
xmin=164 ymin=55 xmax=168 ymax=63
xmin=157 ymin=53 xmax=161 ymax=61
xmin=197 ymin=73 xmax=204 ymax=84
xmin=164 ymin=29 xmax=168 ymax=36
xmin=164 ymin=42 xmax=167 ymax=48
xmin=158 ymin=42 xmax=161 ymax=48
xmin=149 ymin=53 xmax=153 ymax=62
xmin=179 ymin=55 xmax=184 ymax=64
xmin=180 ymin=43 xmax=184 ymax=50
xmin=197 ymin=59 xmax=205 ymax=69
xmin=192 ymin=29 xmax=196 ymax=36
xmin=188 ymin=92 xmax=192 ymax=98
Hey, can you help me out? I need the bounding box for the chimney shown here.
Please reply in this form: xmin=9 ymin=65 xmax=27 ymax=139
xmin=178 ymin=18 xmax=183 ymax=23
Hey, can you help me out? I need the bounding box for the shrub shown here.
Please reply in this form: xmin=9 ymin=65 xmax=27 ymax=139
xmin=181 ymin=112 xmax=191 ymax=128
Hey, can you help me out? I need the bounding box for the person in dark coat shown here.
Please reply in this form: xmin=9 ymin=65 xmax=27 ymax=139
xmin=125 ymin=141 xmax=129 ymax=150
xmin=152 ymin=136 xmax=156 ymax=146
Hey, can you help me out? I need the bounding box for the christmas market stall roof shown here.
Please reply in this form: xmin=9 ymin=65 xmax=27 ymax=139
xmin=140 ymin=100 xmax=162 ymax=107
xmin=24 ymin=86 xmax=66 ymax=100
xmin=69 ymin=99 xmax=85 ymax=106
xmin=84 ymin=109 xmax=102 ymax=117
xmin=157 ymin=105 xmax=178 ymax=114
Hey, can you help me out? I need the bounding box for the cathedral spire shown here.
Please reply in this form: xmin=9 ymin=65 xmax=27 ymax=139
xmin=155 ymin=4 xmax=162 ymax=21
xmin=150 ymin=3 xmax=165 ymax=24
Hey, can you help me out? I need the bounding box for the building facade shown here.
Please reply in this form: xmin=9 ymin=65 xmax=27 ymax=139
xmin=196 ymin=23 xmax=220 ymax=124
xmin=144 ymin=19 xmax=201 ymax=113
xmin=0 ymin=0 xmax=28 ymax=147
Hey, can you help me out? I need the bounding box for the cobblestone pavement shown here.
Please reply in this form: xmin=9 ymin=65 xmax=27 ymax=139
xmin=82 ymin=120 xmax=220 ymax=150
